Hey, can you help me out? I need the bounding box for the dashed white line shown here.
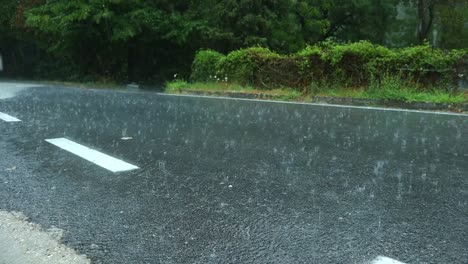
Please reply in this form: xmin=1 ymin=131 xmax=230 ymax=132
xmin=45 ymin=138 xmax=139 ymax=173
xmin=371 ymin=256 xmax=406 ymax=264
xmin=0 ymin=112 xmax=21 ymax=122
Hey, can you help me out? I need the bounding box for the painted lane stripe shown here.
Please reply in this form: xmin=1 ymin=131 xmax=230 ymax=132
xmin=159 ymin=93 xmax=468 ymax=117
xmin=371 ymin=256 xmax=406 ymax=264
xmin=45 ymin=138 xmax=139 ymax=173
xmin=0 ymin=112 xmax=21 ymax=122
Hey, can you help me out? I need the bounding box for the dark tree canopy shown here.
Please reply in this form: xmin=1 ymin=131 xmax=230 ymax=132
xmin=0 ymin=0 xmax=466 ymax=82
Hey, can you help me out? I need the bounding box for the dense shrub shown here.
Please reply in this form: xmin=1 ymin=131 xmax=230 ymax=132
xmin=190 ymin=42 xmax=467 ymax=91
xmin=190 ymin=50 xmax=225 ymax=82
xmin=296 ymin=45 xmax=330 ymax=87
xmin=216 ymin=47 xmax=280 ymax=86
xmin=369 ymin=45 xmax=465 ymax=87
xmin=326 ymin=41 xmax=394 ymax=86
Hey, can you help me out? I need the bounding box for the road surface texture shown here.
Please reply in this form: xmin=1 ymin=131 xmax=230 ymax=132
xmin=0 ymin=82 xmax=467 ymax=264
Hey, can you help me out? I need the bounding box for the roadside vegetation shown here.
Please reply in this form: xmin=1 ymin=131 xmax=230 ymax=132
xmin=166 ymin=42 xmax=467 ymax=104
xmin=166 ymin=79 xmax=467 ymax=104
xmin=166 ymin=80 xmax=303 ymax=101
xmin=0 ymin=0 xmax=467 ymax=85
xmin=0 ymin=0 xmax=466 ymax=106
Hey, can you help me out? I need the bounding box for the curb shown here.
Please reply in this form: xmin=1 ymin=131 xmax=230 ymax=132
xmin=172 ymin=90 xmax=468 ymax=113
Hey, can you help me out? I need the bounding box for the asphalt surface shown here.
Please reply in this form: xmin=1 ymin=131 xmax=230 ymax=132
xmin=0 ymin=83 xmax=467 ymax=264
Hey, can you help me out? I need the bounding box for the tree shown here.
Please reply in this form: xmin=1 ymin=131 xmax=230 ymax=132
xmin=0 ymin=0 xmax=464 ymax=81
xmin=437 ymin=0 xmax=468 ymax=49
xmin=405 ymin=0 xmax=467 ymax=44
xmin=318 ymin=0 xmax=400 ymax=44
xmin=186 ymin=0 xmax=342 ymax=53
xmin=0 ymin=0 xmax=44 ymax=76
xmin=416 ymin=0 xmax=435 ymax=43
xmin=24 ymin=0 xmax=199 ymax=81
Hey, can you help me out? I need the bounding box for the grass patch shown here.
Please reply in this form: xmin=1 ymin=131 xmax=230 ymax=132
xmin=364 ymin=76 xmax=466 ymax=104
xmin=365 ymin=87 xmax=466 ymax=103
xmin=309 ymin=77 xmax=467 ymax=104
xmin=166 ymin=79 xmax=467 ymax=105
xmin=315 ymin=87 xmax=466 ymax=104
xmin=165 ymin=80 xmax=302 ymax=100
xmin=166 ymin=80 xmax=255 ymax=92
xmin=310 ymin=82 xmax=368 ymax=99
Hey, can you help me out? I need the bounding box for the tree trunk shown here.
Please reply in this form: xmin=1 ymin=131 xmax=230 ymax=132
xmin=417 ymin=0 xmax=435 ymax=44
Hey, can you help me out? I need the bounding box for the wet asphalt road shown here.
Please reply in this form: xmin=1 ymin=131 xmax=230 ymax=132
xmin=0 ymin=84 xmax=468 ymax=264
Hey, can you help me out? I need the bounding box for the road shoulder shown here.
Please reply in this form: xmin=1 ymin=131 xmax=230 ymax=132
xmin=0 ymin=210 xmax=90 ymax=264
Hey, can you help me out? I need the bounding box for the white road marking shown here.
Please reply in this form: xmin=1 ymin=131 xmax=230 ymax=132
xmin=0 ymin=112 xmax=21 ymax=122
xmin=45 ymin=138 xmax=139 ymax=173
xmin=371 ymin=256 xmax=406 ymax=264
xmin=159 ymin=93 xmax=468 ymax=117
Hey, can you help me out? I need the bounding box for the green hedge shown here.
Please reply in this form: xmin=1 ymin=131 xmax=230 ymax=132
xmin=217 ymin=47 xmax=281 ymax=85
xmin=190 ymin=50 xmax=225 ymax=82
xmin=191 ymin=41 xmax=467 ymax=90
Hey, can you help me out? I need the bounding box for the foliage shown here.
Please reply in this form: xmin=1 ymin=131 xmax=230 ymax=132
xmin=165 ymin=80 xmax=302 ymax=101
xmin=18 ymin=0 xmax=205 ymax=81
xmin=312 ymin=80 xmax=466 ymax=103
xmin=188 ymin=0 xmax=329 ymax=53
xmin=0 ymin=0 xmax=466 ymax=83
xmin=322 ymin=0 xmax=400 ymax=43
xmin=370 ymin=45 xmax=468 ymax=86
xmin=190 ymin=50 xmax=225 ymax=82
xmin=166 ymin=80 xmax=254 ymax=92
xmin=437 ymin=3 xmax=468 ymax=49
xmin=192 ymin=42 xmax=467 ymax=91
xmin=326 ymin=41 xmax=394 ymax=85
xmin=216 ymin=47 xmax=280 ymax=86
xmin=165 ymin=80 xmax=190 ymax=92
xmin=166 ymin=78 xmax=465 ymax=104
xmin=365 ymin=75 xmax=465 ymax=103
